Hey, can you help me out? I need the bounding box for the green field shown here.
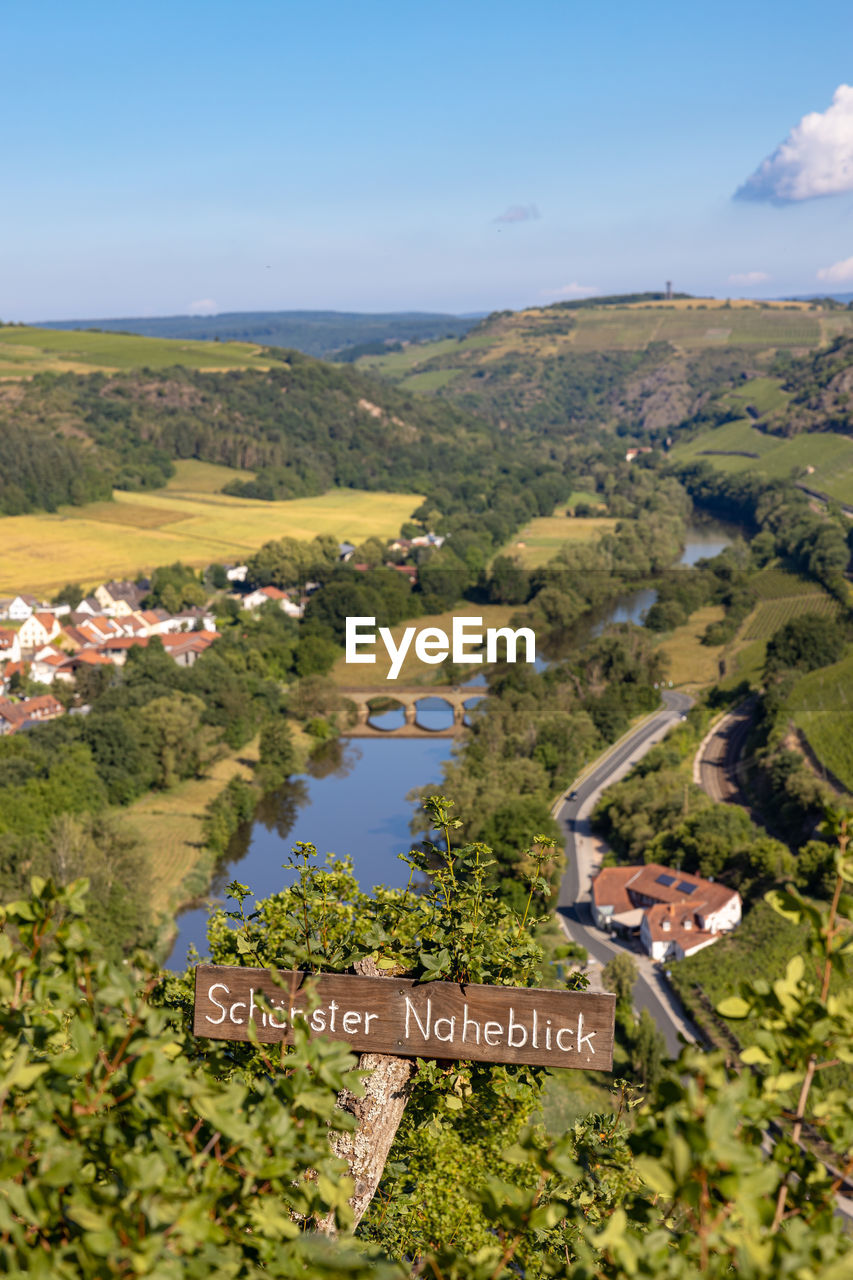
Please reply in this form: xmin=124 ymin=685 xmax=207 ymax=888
xmin=569 ymin=305 xmax=827 ymax=351
xmin=398 ymin=368 xmax=463 ymax=392
xmin=0 ymin=481 xmax=422 ymax=595
xmin=724 ymin=376 xmax=790 ymax=417
xmin=498 ymin=514 xmax=617 ymax=568
xmin=787 ymin=649 xmax=853 ymax=791
xmin=565 ymin=490 xmax=606 ymax=511
xmin=671 ymin=419 xmax=853 ymax=503
xmin=162 ymin=459 xmax=253 ymax=493
xmin=0 ymin=325 xmax=275 ymax=376
xmin=358 ymin=330 xmax=502 ymax=380
xmin=741 ymin=593 xmax=839 ymax=641
xmin=750 ymin=567 xmax=826 ymax=600
xmin=668 ymin=900 xmax=848 ymax=1064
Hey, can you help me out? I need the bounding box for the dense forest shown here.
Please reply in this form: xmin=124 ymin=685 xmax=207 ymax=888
xmin=0 ymin=355 xmax=569 ymax=538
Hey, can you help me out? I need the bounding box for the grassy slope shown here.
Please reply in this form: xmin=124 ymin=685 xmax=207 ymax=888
xmin=130 ymin=737 xmax=261 ymax=918
xmin=671 ymin=419 xmax=853 ymax=501
xmin=716 ymin=569 xmax=840 ymax=691
xmin=786 ymin=649 xmax=853 ymax=791
xmin=499 ymin=514 xmax=617 ymax=568
xmin=0 ymin=483 xmax=422 ymax=595
xmin=356 ymin=300 xmax=850 ymax=387
xmin=655 ymin=604 xmax=726 ymax=688
xmin=0 ymin=325 xmax=276 ymax=375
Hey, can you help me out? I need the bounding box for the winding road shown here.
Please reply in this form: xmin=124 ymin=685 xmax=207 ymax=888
xmin=693 ymin=697 xmax=756 ymax=804
xmin=555 ymin=689 xmax=697 ymax=1057
xmin=550 ymin=696 xmax=696 ymax=1054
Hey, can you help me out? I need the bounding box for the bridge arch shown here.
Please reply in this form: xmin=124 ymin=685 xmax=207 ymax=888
xmin=339 ymin=686 xmax=483 ymax=738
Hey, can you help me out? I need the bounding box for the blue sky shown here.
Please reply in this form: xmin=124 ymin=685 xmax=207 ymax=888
xmin=4 ymin=1 xmax=853 ymax=320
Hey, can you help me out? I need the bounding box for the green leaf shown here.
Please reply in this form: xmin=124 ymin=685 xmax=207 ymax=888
xmin=717 ymin=996 xmax=751 ymax=1019
xmin=740 ymin=1044 xmax=771 ymax=1066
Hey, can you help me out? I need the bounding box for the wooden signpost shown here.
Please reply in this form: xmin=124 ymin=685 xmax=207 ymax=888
xmin=194 ymin=964 xmax=616 ymax=1071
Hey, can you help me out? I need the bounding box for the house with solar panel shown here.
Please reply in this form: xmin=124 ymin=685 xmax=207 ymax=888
xmin=590 ymin=863 xmax=742 ymax=961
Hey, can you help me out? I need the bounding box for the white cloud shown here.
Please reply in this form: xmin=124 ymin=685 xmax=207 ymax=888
xmin=187 ymin=298 xmax=218 ymax=316
xmin=816 ymin=256 xmax=853 ymax=284
xmin=543 ymin=282 xmax=600 ymax=299
xmin=727 ymin=271 xmax=771 ymax=286
xmin=735 ymin=84 xmax=853 ymax=202
xmin=494 ymin=203 xmax=540 ymax=223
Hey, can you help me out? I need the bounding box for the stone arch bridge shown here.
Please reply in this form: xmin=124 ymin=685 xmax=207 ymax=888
xmin=338 ymin=686 xmax=485 ymax=738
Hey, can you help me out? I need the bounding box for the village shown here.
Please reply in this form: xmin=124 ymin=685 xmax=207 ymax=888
xmin=0 ymin=566 xmax=306 ymax=735
xmin=0 ymin=530 xmax=442 ymax=736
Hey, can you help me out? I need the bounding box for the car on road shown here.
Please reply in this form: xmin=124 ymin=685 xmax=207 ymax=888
xmin=567 ymin=790 xmax=578 ymax=801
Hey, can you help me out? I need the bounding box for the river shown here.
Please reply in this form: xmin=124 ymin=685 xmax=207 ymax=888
xmin=166 ymin=516 xmax=736 ymax=967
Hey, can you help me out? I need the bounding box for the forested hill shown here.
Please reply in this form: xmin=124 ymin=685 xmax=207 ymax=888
xmin=354 ymin=296 xmax=853 ymax=440
xmin=766 ymin=336 xmax=853 ymax=436
xmin=37 ymin=310 xmax=478 ymax=359
xmin=0 ymin=347 xmax=565 ymax=537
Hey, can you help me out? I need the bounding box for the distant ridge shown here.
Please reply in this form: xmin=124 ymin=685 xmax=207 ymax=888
xmin=775 ymin=292 xmax=853 ymax=305
xmin=38 ymin=309 xmax=479 ymax=360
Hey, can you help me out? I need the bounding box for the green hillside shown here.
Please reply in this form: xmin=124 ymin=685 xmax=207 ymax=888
xmin=0 ymin=340 xmax=577 ymax=575
xmin=786 ymin=649 xmax=853 ymax=791
xmin=0 ymin=324 xmax=276 ymax=375
xmin=354 ymin=297 xmax=853 ymax=445
xmin=670 ymin=418 xmax=853 ymax=502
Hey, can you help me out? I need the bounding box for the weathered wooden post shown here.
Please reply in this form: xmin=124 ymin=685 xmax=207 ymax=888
xmin=314 ymin=957 xmax=415 ymax=1234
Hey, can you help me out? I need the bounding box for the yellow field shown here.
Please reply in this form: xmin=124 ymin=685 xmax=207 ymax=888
xmin=330 ymin=603 xmax=518 ymax=686
xmin=656 ymin=604 xmax=726 ymax=688
xmin=501 ymin=515 xmax=617 ymax=568
xmin=0 ymin=482 xmax=423 ymax=595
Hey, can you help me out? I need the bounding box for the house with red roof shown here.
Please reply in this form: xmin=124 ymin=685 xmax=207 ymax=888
xmin=31 ymin=649 xmax=73 ymax=685
xmin=591 ymin=862 xmax=741 ymax=961
xmin=242 ymin=586 xmax=303 ymax=618
xmin=0 ymin=694 xmax=65 ymax=734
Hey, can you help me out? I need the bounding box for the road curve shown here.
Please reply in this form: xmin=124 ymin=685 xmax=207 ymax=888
xmin=552 ymin=692 xmax=853 ymax=1217
xmin=694 ymin=697 xmax=755 ymax=804
xmin=555 ymin=690 xmax=696 ymax=1057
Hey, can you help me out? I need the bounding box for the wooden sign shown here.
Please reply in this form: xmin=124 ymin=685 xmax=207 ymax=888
xmin=193 ymin=964 xmax=615 ymax=1071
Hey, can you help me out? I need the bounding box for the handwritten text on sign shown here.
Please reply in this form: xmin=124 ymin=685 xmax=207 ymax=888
xmin=193 ymin=965 xmax=615 ymax=1071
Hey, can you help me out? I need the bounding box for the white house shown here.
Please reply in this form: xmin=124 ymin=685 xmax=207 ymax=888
xmin=7 ymin=595 xmax=38 ymax=622
xmin=241 ymin=586 xmax=302 ymax=617
xmin=225 ymin=564 xmax=248 ymax=583
xmin=591 ymin=863 xmax=741 ymax=961
xmin=18 ymin=612 xmax=61 ymax=652
xmin=30 ymin=649 xmax=71 ymax=685
xmin=75 ymin=597 xmax=103 ymax=617
xmin=94 ymin=581 xmax=146 ymax=616
xmin=0 ymin=629 xmax=21 ymax=666
xmin=156 ymin=608 xmax=217 ymax=634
